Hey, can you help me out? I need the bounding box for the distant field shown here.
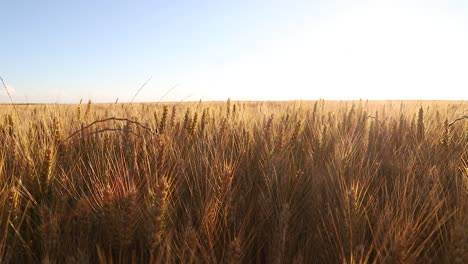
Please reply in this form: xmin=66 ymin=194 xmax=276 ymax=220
xmin=0 ymin=100 xmax=467 ymax=263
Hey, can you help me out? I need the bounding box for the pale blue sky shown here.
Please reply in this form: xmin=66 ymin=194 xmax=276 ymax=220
xmin=1 ymin=0 xmax=467 ymax=103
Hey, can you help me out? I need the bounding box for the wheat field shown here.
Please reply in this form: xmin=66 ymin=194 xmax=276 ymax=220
xmin=0 ymin=100 xmax=467 ymax=263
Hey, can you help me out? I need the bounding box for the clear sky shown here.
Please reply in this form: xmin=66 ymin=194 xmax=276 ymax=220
xmin=1 ymin=0 xmax=467 ymax=103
